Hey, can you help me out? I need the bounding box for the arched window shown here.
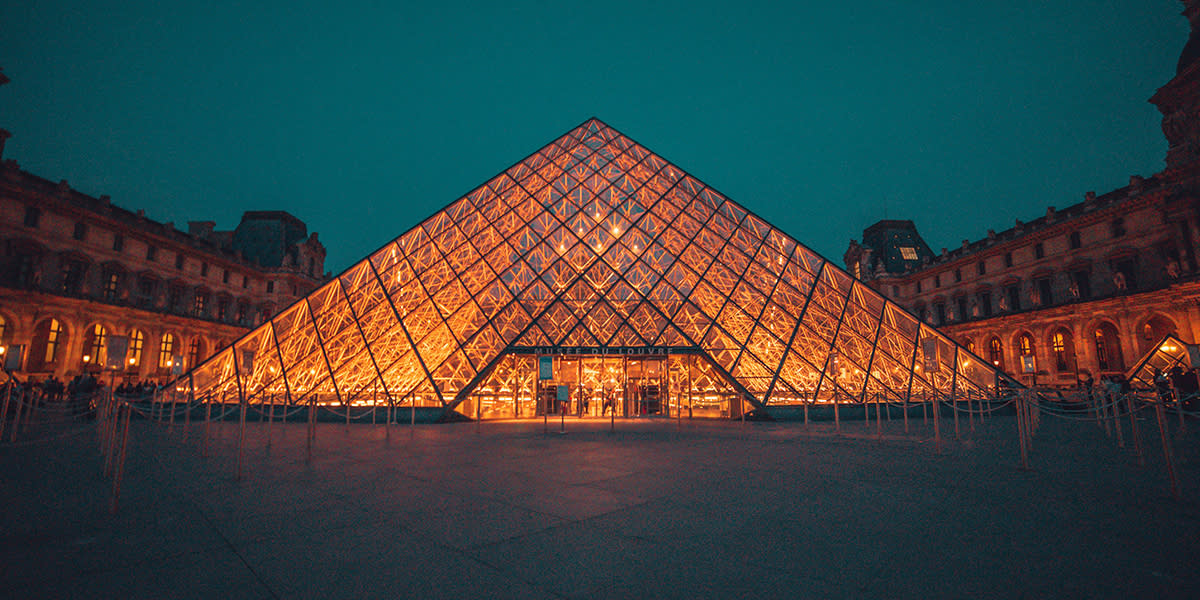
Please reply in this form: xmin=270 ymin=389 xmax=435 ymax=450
xmin=158 ymin=333 xmax=177 ymax=369
xmin=82 ymin=323 xmax=108 ymax=368
xmin=1093 ymin=323 xmax=1123 ymax=372
xmin=1051 ymin=330 xmax=1073 ymax=372
xmin=964 ymin=338 xmax=975 ymax=353
xmin=129 ymin=329 xmax=146 ymax=367
xmin=31 ymin=318 xmax=67 ymax=369
xmin=1018 ymin=334 xmax=1034 ymax=357
xmin=187 ymin=338 xmax=204 ymax=370
xmin=988 ymin=337 xmax=1003 ymax=368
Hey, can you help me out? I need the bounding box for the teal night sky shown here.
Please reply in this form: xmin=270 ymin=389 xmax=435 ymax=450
xmin=0 ymin=1 xmax=1187 ymax=273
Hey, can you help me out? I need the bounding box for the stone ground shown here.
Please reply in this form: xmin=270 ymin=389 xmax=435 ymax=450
xmin=2 ymin=409 xmax=1199 ymax=599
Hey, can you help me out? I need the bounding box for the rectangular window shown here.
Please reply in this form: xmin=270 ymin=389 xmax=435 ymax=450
xmin=175 ymin=253 xmax=185 ymax=270
xmin=916 ymin=280 xmax=922 ymax=293
xmin=899 ymin=246 xmax=918 ymax=260
xmin=1037 ymin=277 xmax=1053 ymax=306
xmin=1069 ymin=231 xmax=1082 ymax=249
xmin=977 ymin=261 xmax=986 ymax=276
xmin=112 ymin=234 xmax=124 ymax=252
xmin=1004 ymin=252 xmax=1013 ymax=268
xmin=192 ymin=292 xmax=207 ymax=316
xmin=137 ymin=277 xmax=156 ymax=307
xmin=217 ymin=299 xmax=229 ymax=321
xmin=934 ymin=274 xmax=941 ymax=288
xmin=223 ymin=270 xmax=230 ymax=284
xmin=103 ymin=271 xmax=121 ymax=302
xmin=954 ymin=269 xmax=962 ymax=283
xmin=1070 ymin=270 xmax=1091 ymax=300
xmin=934 ymin=303 xmax=946 ymax=324
xmin=979 ymin=292 xmax=993 ymax=318
xmin=61 ymin=260 xmax=86 ymax=295
xmin=266 ymin=281 xmax=275 ymax=293
xmin=1114 ymin=257 xmax=1138 ymax=290
xmin=73 ymin=222 xmax=88 ymax=241
xmin=1034 ymin=243 xmax=1045 ymax=259
xmin=1006 ymin=284 xmax=1021 ymax=312
xmin=146 ymin=245 xmax=157 ymax=261
xmin=1112 ymin=218 xmax=1126 ymax=238
xmin=23 ymin=206 xmax=40 ymax=228
xmin=200 ymin=262 xmax=209 ymax=277
xmin=891 ymin=285 xmax=899 ymax=297
xmin=956 ymin=297 xmax=968 ymax=321
xmin=167 ymin=285 xmax=183 ymax=312
xmin=242 ymin=275 xmax=248 ymax=289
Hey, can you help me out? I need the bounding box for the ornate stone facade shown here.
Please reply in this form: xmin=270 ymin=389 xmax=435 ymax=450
xmin=0 ymin=134 xmax=327 ymax=383
xmin=846 ymin=2 xmax=1200 ymax=386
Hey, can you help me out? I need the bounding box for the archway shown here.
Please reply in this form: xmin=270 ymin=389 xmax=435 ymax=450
xmin=1138 ymin=314 xmax=1177 ymax=355
xmin=1092 ymin=321 xmax=1124 ymax=373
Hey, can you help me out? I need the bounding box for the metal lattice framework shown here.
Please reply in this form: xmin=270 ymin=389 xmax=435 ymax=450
xmin=182 ymin=118 xmax=1010 ymax=415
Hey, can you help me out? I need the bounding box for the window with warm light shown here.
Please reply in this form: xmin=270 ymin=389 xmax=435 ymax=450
xmin=158 ymin=333 xmax=176 ymax=369
xmin=1051 ymin=331 xmax=1069 ymax=372
xmin=129 ymin=329 xmax=145 ymax=366
xmin=899 ymin=246 xmax=918 ymax=260
xmin=44 ymin=318 xmax=64 ymax=364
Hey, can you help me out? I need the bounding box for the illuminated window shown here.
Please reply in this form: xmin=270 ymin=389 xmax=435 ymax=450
xmin=1094 ymin=329 xmax=1110 ymax=371
xmin=83 ymin=323 xmax=108 ymax=367
xmin=193 ymin=291 xmax=207 ymax=316
xmin=899 ymin=247 xmax=918 ymax=260
xmin=0 ymin=314 xmax=5 ymax=345
xmin=1018 ymin=334 xmax=1034 ymax=356
xmin=103 ymin=270 xmax=121 ymax=301
xmin=129 ymin=329 xmax=145 ymax=366
xmin=988 ymin=337 xmax=1003 ymax=368
xmin=44 ymin=318 xmax=64 ymax=364
xmin=158 ymin=333 xmax=177 ymax=369
xmin=1052 ymin=331 xmax=1069 ymax=372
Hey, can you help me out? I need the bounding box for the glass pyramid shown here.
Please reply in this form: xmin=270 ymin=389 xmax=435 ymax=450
xmin=184 ymin=118 xmax=1012 ymax=418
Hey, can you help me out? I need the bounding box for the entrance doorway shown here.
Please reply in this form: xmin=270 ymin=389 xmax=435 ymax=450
xmin=457 ymin=351 xmax=750 ymax=420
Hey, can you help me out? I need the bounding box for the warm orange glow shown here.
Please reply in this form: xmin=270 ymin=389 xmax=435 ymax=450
xmin=182 ymin=118 xmax=1006 ymax=412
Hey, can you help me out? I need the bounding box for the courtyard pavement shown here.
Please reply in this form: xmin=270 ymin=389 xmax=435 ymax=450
xmin=2 ymin=411 xmax=1199 ymax=599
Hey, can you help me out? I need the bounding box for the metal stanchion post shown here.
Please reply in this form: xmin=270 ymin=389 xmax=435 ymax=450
xmin=932 ymin=389 xmax=942 ymax=454
xmin=202 ymin=397 xmax=212 ymax=458
xmin=236 ymin=396 xmax=248 ymax=481
xmin=1128 ymin=394 xmax=1144 ymax=465
xmin=953 ymin=392 xmax=960 ymax=440
xmin=1016 ymin=391 xmax=1030 ymax=470
xmin=110 ymin=403 xmax=131 ymax=514
xmin=1153 ymin=397 xmax=1181 ymax=500
xmin=0 ymin=383 xmax=12 ymax=441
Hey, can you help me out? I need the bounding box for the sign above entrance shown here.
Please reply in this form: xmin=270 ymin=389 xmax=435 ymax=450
xmin=538 ymin=356 xmax=554 ymax=380
xmin=514 ymin=346 xmax=699 ymax=357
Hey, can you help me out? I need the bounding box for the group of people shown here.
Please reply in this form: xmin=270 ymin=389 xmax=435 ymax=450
xmin=114 ymin=380 xmax=164 ymax=398
xmin=1153 ymin=366 xmax=1199 ymax=411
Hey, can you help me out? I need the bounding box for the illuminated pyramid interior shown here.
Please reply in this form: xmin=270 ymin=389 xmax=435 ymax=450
xmin=184 ymin=118 xmax=1010 ymax=419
